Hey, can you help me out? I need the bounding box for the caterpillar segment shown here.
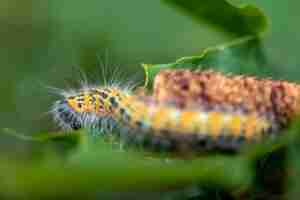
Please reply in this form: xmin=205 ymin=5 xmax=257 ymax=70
xmin=154 ymin=70 xmax=300 ymax=128
xmin=52 ymin=84 xmax=276 ymax=153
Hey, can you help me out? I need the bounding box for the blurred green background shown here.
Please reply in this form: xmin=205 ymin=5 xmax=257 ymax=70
xmin=0 ymin=0 xmax=299 ymax=135
xmin=0 ymin=1 xmax=300 ymax=199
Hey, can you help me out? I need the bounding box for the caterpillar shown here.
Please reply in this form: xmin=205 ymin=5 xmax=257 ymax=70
xmin=51 ymin=69 xmax=300 ymax=154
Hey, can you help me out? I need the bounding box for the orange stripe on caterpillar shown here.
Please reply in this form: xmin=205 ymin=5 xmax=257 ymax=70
xmin=208 ymin=112 xmax=223 ymax=137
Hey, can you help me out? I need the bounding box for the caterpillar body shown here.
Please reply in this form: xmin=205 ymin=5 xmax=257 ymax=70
xmin=52 ymin=69 xmax=300 ymax=153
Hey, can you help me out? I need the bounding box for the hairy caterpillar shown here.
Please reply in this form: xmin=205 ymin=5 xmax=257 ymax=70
xmin=51 ymin=69 xmax=300 ymax=153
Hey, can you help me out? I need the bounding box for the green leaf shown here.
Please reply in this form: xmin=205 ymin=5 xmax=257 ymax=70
xmin=163 ymin=0 xmax=268 ymax=36
xmin=1 ymin=128 xmax=81 ymax=158
xmin=2 ymin=128 xmax=81 ymax=144
xmin=0 ymin=128 xmax=254 ymax=198
xmin=0 ymin=140 xmax=252 ymax=199
xmin=143 ymin=36 xmax=274 ymax=88
xmin=144 ymin=1 xmax=270 ymax=88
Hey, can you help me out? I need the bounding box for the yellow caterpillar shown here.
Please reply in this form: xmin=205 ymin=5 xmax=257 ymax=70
xmin=52 ymin=69 xmax=300 ymax=153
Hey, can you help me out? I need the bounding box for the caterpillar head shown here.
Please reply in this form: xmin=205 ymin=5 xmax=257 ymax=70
xmin=52 ymin=87 xmax=123 ymax=131
xmin=68 ymin=87 xmax=123 ymax=115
